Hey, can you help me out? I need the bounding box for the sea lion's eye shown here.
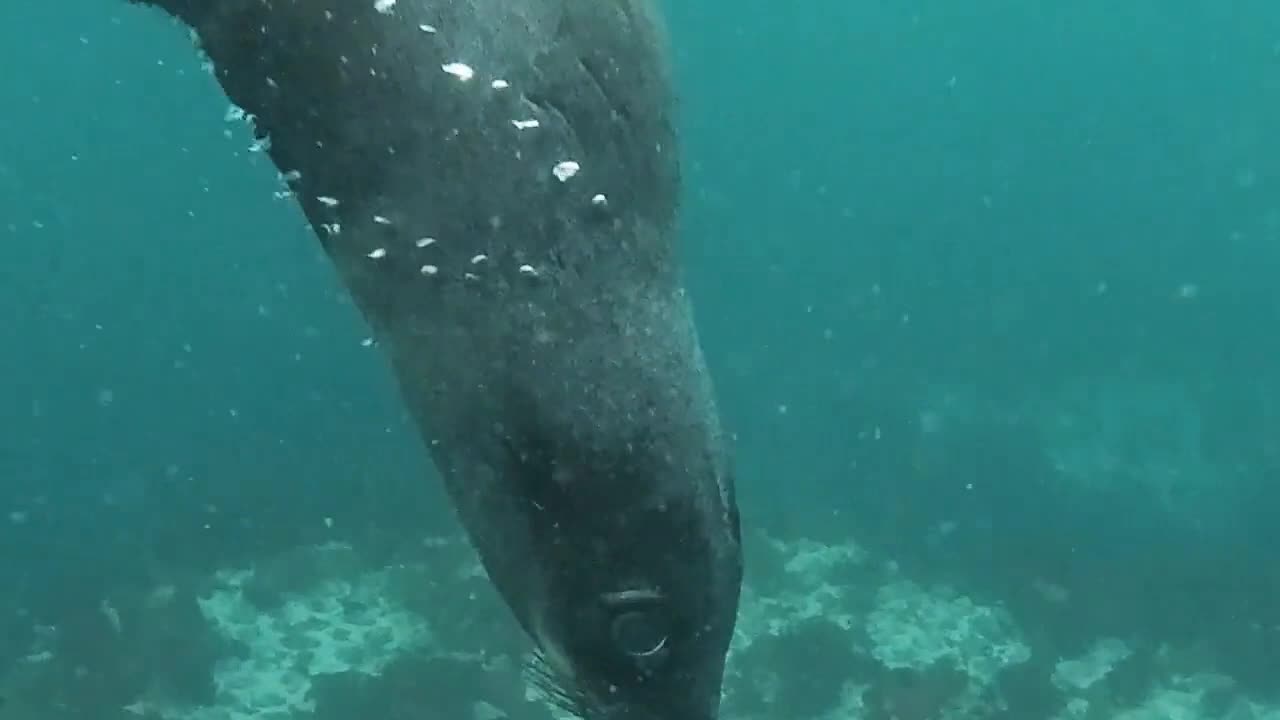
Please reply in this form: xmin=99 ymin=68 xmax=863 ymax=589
xmin=610 ymin=608 xmax=669 ymax=659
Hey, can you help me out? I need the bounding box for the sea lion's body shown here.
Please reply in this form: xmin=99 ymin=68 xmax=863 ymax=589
xmin=128 ymin=1 xmax=742 ymax=719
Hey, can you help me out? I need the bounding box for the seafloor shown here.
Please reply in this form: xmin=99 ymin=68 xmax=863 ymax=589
xmin=3 ymin=524 xmax=1276 ymax=720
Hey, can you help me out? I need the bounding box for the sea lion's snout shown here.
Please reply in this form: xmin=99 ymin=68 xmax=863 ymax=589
xmin=529 ymin=574 xmax=733 ymax=720
xmin=514 ymin=443 xmax=740 ymax=720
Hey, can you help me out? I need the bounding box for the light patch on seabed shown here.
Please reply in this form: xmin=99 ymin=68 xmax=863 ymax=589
xmin=133 ymin=565 xmax=430 ymax=720
xmin=103 ymin=533 xmax=1280 ymax=720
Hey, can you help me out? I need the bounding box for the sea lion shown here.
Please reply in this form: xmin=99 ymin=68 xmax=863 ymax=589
xmin=124 ymin=1 xmax=744 ymax=719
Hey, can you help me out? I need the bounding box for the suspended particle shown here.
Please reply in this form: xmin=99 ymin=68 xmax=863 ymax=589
xmin=361 ymin=337 xmax=375 ymax=347
xmin=442 ymin=62 xmax=475 ymax=81
xmin=321 ymin=223 xmax=341 ymax=236
xmin=553 ymin=160 xmax=581 ymax=182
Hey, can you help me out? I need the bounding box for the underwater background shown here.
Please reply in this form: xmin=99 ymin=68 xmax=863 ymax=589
xmin=2 ymin=1 xmax=1279 ymax=719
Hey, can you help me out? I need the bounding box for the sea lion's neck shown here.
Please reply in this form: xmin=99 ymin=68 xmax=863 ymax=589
xmin=133 ymin=0 xmax=682 ymax=273
xmin=136 ymin=0 xmax=410 ymax=228
xmin=132 ymin=0 xmax=688 ymax=346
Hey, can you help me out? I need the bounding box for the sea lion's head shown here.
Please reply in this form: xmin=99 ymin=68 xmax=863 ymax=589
xmin=505 ymin=386 xmax=743 ymax=720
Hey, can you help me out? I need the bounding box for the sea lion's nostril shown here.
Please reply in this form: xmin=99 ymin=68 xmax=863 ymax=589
xmin=611 ymin=609 xmax=669 ymax=659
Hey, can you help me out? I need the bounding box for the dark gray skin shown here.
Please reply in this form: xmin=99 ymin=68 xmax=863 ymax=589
xmin=125 ymin=1 xmax=743 ymax=719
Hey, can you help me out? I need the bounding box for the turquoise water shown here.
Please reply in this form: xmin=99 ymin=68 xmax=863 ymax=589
xmin=2 ymin=2 xmax=1278 ymax=719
